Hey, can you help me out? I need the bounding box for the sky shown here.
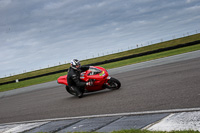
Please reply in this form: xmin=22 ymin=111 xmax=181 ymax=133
xmin=0 ymin=0 xmax=200 ymax=78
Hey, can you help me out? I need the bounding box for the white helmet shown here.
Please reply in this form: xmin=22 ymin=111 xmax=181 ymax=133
xmin=70 ymin=59 xmax=81 ymax=70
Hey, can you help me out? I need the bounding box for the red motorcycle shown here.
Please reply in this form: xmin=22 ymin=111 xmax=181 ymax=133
xmin=57 ymin=66 xmax=121 ymax=97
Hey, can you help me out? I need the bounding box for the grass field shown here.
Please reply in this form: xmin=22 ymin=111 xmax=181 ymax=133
xmin=0 ymin=33 xmax=200 ymax=92
xmin=49 ymin=129 xmax=199 ymax=133
xmin=110 ymin=129 xmax=198 ymax=133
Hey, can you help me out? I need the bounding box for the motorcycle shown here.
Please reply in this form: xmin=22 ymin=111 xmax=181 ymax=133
xmin=57 ymin=66 xmax=121 ymax=97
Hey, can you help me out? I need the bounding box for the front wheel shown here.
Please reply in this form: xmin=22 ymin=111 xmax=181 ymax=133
xmin=107 ymin=77 xmax=121 ymax=90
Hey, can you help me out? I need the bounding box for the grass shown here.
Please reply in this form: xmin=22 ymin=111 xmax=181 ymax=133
xmin=100 ymin=43 xmax=200 ymax=69
xmin=110 ymin=129 xmax=199 ymax=133
xmin=0 ymin=42 xmax=200 ymax=92
xmin=0 ymin=72 xmax=66 ymax=92
xmin=40 ymin=129 xmax=199 ymax=133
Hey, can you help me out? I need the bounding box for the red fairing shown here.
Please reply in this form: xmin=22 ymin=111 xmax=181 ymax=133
xmin=57 ymin=75 xmax=68 ymax=85
xmin=57 ymin=66 xmax=110 ymax=91
xmin=83 ymin=66 xmax=109 ymax=91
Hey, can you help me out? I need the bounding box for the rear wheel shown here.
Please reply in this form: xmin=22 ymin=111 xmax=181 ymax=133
xmin=66 ymin=86 xmax=76 ymax=96
xmin=65 ymin=86 xmax=83 ymax=98
xmin=107 ymin=77 xmax=121 ymax=90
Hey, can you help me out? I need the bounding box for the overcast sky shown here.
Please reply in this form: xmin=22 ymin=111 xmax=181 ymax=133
xmin=0 ymin=0 xmax=200 ymax=78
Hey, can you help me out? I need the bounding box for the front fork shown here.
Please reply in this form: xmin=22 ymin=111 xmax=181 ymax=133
xmin=103 ymin=76 xmax=111 ymax=88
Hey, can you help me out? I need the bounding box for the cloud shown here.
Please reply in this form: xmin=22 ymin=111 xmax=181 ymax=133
xmin=186 ymin=0 xmax=199 ymax=3
xmin=0 ymin=0 xmax=12 ymax=8
xmin=0 ymin=0 xmax=200 ymax=77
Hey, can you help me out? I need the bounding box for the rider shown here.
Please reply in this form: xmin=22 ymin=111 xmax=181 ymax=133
xmin=67 ymin=59 xmax=92 ymax=97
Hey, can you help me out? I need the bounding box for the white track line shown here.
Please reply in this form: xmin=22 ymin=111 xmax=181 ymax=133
xmin=146 ymin=111 xmax=200 ymax=131
xmin=1 ymin=107 xmax=200 ymax=126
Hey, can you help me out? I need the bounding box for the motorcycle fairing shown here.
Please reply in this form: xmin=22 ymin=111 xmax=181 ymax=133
xmin=57 ymin=66 xmax=110 ymax=91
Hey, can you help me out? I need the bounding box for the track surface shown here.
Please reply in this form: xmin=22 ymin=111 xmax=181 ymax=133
xmin=0 ymin=54 xmax=200 ymax=124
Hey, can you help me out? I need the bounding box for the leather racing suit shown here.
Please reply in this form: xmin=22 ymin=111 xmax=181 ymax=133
xmin=67 ymin=66 xmax=90 ymax=96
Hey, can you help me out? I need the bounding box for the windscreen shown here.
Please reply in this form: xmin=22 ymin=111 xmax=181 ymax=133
xmin=88 ymin=68 xmax=102 ymax=75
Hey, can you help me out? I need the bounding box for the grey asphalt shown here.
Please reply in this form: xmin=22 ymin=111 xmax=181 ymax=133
xmin=1 ymin=50 xmax=200 ymax=98
xmin=0 ymin=50 xmax=200 ymax=125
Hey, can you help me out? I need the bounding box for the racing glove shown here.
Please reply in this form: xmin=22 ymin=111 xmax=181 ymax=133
xmin=86 ymin=81 xmax=93 ymax=86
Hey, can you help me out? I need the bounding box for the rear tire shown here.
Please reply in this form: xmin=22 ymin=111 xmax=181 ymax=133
xmin=66 ymin=86 xmax=76 ymax=96
xmin=107 ymin=77 xmax=121 ymax=90
xmin=66 ymin=86 xmax=83 ymax=98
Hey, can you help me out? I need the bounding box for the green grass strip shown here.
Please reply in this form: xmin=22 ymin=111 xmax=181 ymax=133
xmin=100 ymin=43 xmax=200 ymax=69
xmin=110 ymin=129 xmax=199 ymax=133
xmin=40 ymin=129 xmax=199 ymax=133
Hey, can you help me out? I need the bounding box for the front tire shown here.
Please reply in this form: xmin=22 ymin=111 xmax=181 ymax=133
xmin=107 ymin=77 xmax=121 ymax=90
